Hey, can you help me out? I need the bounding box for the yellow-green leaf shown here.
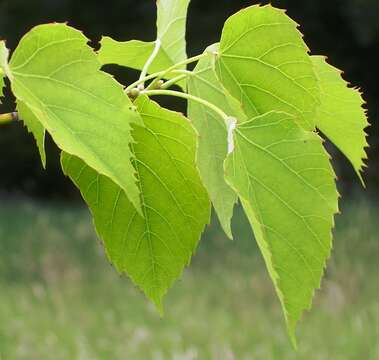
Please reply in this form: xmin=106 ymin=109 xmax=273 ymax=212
xmin=216 ymin=4 xmax=319 ymax=130
xmin=8 ymin=23 xmax=143 ymax=213
xmin=98 ymin=38 xmax=173 ymax=75
xmin=98 ymin=0 xmax=190 ymax=86
xmin=187 ymin=45 xmax=239 ymax=238
xmin=225 ymin=111 xmax=339 ymax=344
xmin=0 ymin=40 xmax=10 ymax=101
xmin=312 ymin=56 xmax=369 ymax=183
xmin=17 ymin=100 xmax=46 ymax=168
xmin=62 ymin=96 xmax=210 ymax=310
xmin=156 ymin=0 xmax=190 ymax=66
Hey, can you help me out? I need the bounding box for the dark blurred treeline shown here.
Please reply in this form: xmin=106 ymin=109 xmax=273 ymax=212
xmin=0 ymin=0 xmax=378 ymax=200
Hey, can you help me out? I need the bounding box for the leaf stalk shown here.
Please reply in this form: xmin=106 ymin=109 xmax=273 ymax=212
xmin=125 ymin=53 xmax=207 ymax=93
xmin=138 ymin=39 xmax=161 ymax=90
xmin=141 ymin=89 xmax=230 ymax=125
xmin=160 ymin=74 xmax=188 ymax=89
xmin=0 ymin=112 xmax=17 ymax=125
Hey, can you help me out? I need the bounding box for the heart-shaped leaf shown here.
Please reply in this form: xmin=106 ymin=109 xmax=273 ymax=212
xmin=62 ymin=96 xmax=210 ymax=309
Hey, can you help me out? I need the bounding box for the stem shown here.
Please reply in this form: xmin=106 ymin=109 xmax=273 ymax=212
xmin=146 ymin=53 xmax=205 ymax=90
xmin=138 ymin=39 xmax=161 ymax=90
xmin=0 ymin=112 xmax=17 ymax=125
xmin=126 ymin=53 xmax=207 ymax=92
xmin=126 ymin=70 xmax=182 ymax=93
xmin=160 ymin=74 xmax=188 ymax=89
xmin=152 ymin=53 xmax=206 ymax=85
xmin=170 ymin=69 xmax=193 ymax=75
xmin=142 ymin=89 xmax=230 ymax=123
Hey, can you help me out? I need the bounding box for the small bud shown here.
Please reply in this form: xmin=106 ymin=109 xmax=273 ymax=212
xmin=156 ymin=80 xmax=165 ymax=89
xmin=149 ymin=79 xmax=165 ymax=90
xmin=128 ymin=87 xmax=140 ymax=99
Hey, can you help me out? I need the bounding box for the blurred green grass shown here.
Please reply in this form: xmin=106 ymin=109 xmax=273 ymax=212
xmin=0 ymin=197 xmax=378 ymax=359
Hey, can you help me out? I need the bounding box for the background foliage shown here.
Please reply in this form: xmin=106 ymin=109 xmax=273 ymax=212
xmin=0 ymin=198 xmax=378 ymax=358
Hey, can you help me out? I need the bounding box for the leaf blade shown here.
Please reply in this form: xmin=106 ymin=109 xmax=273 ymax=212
xmin=17 ymin=100 xmax=46 ymax=168
xmin=216 ymin=4 xmax=319 ymax=130
xmin=225 ymin=111 xmax=339 ymax=342
xmin=62 ymin=96 xmax=210 ymax=309
xmin=0 ymin=41 xmax=10 ymax=101
xmin=98 ymin=38 xmax=173 ymax=75
xmin=98 ymin=0 xmax=190 ymax=85
xmin=8 ymin=23 xmax=143 ymax=213
xmin=312 ymin=55 xmax=369 ymax=183
xmin=156 ymin=0 xmax=190 ymax=66
xmin=187 ymin=45 xmax=238 ymax=238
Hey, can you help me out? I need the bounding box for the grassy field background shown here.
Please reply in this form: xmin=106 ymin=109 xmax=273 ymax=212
xmin=0 ymin=196 xmax=378 ymax=359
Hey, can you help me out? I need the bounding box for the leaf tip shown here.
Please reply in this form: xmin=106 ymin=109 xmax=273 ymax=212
xmin=153 ymin=297 xmax=165 ymax=317
xmin=287 ymin=324 xmax=298 ymax=351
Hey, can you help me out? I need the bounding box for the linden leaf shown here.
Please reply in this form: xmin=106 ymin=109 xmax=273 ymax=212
xmin=0 ymin=40 xmax=10 ymax=100
xmin=156 ymin=0 xmax=190 ymax=65
xmin=62 ymin=96 xmax=210 ymax=310
xmin=98 ymin=38 xmax=173 ymax=75
xmin=187 ymin=45 xmax=240 ymax=238
xmin=225 ymin=111 xmax=339 ymax=344
xmin=216 ymin=4 xmax=320 ymax=130
xmin=312 ymin=56 xmax=369 ymax=183
xmin=17 ymin=100 xmax=46 ymax=168
xmin=8 ymin=23 xmax=143 ymax=214
xmin=98 ymin=0 xmax=190 ymax=86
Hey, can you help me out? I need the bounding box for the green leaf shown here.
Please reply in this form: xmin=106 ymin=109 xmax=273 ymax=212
xmin=312 ymin=56 xmax=369 ymax=183
xmin=8 ymin=23 xmax=143 ymax=214
xmin=17 ymin=100 xmax=46 ymax=168
xmin=62 ymin=96 xmax=210 ymax=310
xmin=98 ymin=38 xmax=173 ymax=75
xmin=156 ymin=0 xmax=190 ymax=65
xmin=98 ymin=0 xmax=190 ymax=84
xmin=225 ymin=111 xmax=339 ymax=343
xmin=216 ymin=4 xmax=319 ymax=130
xmin=187 ymin=45 xmax=240 ymax=238
xmin=0 ymin=40 xmax=10 ymax=100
